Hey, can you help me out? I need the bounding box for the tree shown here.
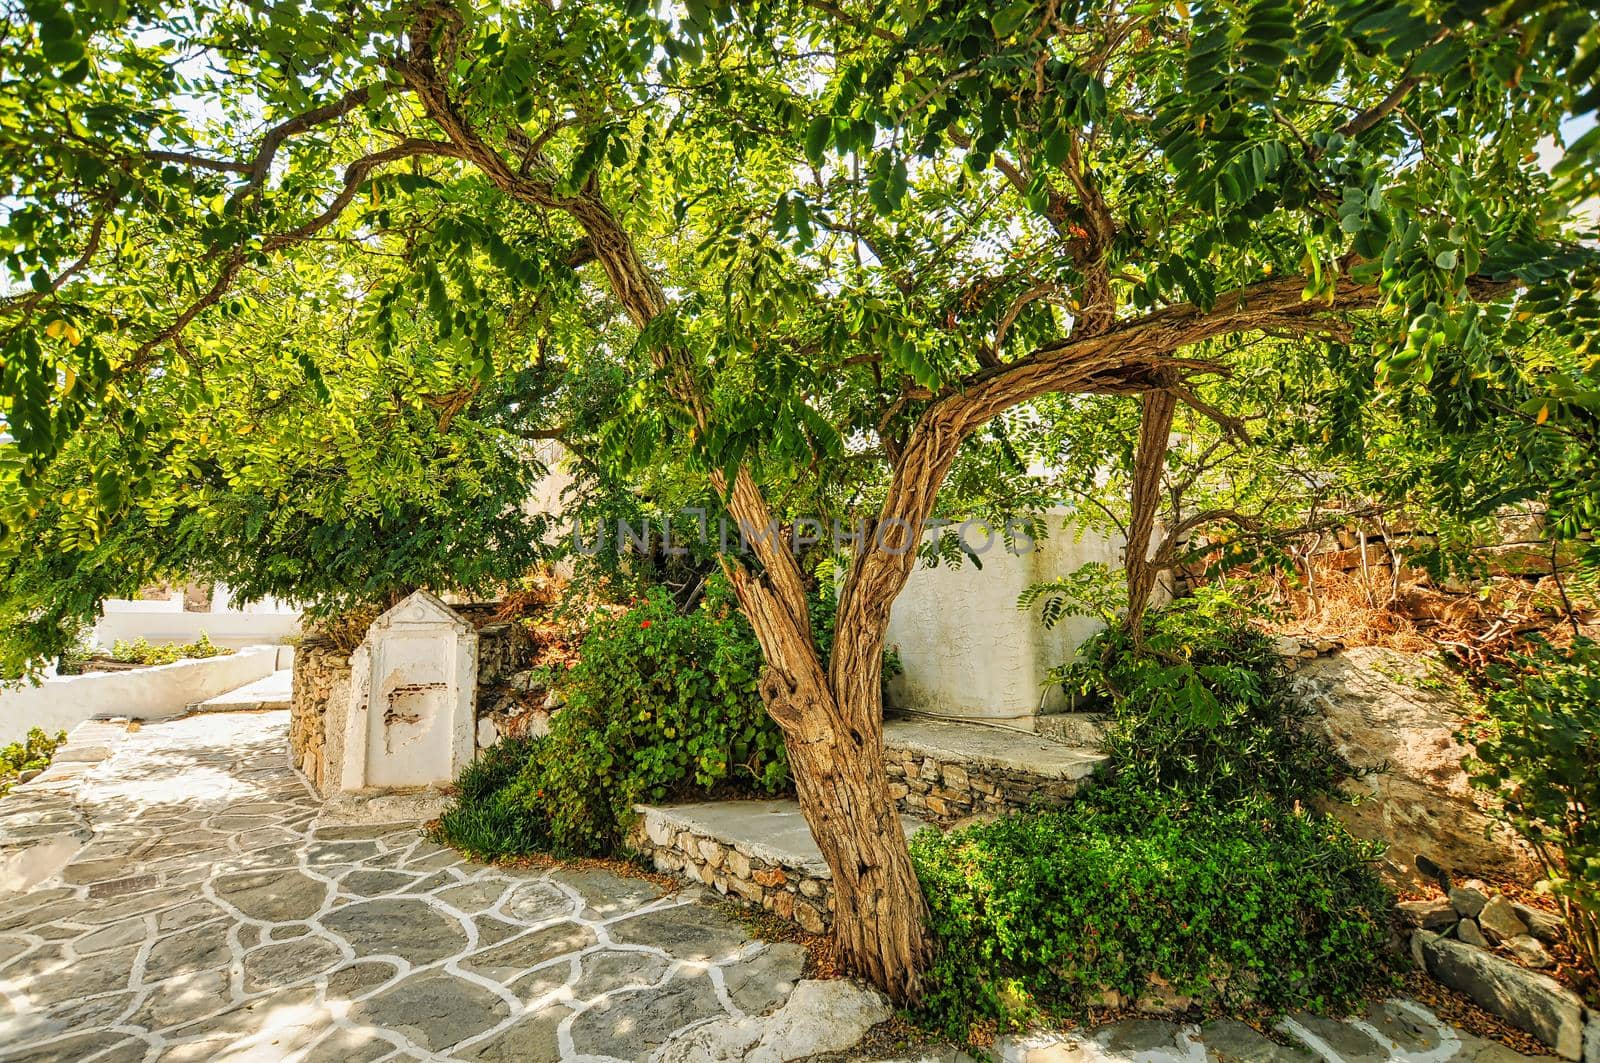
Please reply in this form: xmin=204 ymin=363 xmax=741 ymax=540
xmin=0 ymin=240 xmax=566 ymax=677
xmin=3 ymin=0 xmax=1598 ymax=999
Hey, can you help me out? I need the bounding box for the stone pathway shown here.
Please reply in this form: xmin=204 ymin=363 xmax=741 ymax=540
xmin=0 ymin=710 xmax=1555 ymax=1063
xmin=0 ymin=711 xmax=840 ymax=1062
xmin=980 ymin=1003 xmax=1545 ymax=1061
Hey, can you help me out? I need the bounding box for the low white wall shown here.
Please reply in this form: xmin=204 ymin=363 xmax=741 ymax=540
xmin=93 ymin=610 xmax=300 ymax=651
xmin=884 ymin=514 xmax=1124 ymax=728
xmin=0 ymin=646 xmax=281 ymax=745
xmin=101 ymin=593 xmax=185 ymax=613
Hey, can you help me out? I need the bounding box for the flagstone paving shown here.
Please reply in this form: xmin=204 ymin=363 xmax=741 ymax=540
xmin=0 ymin=712 xmax=824 ymax=1062
xmin=0 ymin=709 xmax=1551 ymax=1063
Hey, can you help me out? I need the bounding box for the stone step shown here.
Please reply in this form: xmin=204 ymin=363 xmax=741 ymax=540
xmin=881 ymin=716 xmax=1107 ymax=824
xmin=187 ymin=669 xmax=292 ymax=713
xmin=630 ymin=799 xmax=930 ymax=933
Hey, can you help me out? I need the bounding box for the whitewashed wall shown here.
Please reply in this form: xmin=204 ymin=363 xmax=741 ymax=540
xmin=884 ymin=513 xmax=1125 ymax=729
xmin=100 ymin=593 xmax=185 ymax=614
xmin=93 ymin=610 xmax=301 ymax=651
xmin=0 ymin=646 xmax=283 ymax=745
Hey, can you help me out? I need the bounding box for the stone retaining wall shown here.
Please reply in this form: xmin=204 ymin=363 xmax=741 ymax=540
xmin=288 ymin=638 xmax=352 ymax=793
xmin=628 ymin=809 xmax=836 ymax=934
xmin=882 ymin=748 xmax=1083 ymax=825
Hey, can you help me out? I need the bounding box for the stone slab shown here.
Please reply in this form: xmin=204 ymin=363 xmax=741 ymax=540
xmin=883 ymin=716 xmax=1106 ymax=779
xmin=634 ymin=799 xmax=927 ymax=879
xmin=189 ymin=668 xmax=293 ymax=712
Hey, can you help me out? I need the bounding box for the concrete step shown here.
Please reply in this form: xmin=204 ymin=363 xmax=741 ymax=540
xmin=631 ymin=799 xmax=929 ymax=933
xmin=187 ymin=669 xmax=292 ymax=713
xmin=881 ymin=716 xmax=1107 ymax=824
xmin=1035 ymin=711 xmax=1108 ymax=749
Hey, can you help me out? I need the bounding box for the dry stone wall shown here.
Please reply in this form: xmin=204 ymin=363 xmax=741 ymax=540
xmin=882 ymin=747 xmax=1083 ymax=825
xmin=628 ymin=807 xmax=836 ymax=934
xmin=288 ymin=637 xmax=351 ymax=793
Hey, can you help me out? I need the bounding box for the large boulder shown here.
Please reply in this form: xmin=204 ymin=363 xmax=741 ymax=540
xmin=1413 ymin=932 xmax=1587 ymax=1059
xmin=1290 ymin=647 xmax=1539 ymax=886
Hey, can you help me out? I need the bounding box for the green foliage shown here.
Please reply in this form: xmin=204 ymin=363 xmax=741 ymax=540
xmin=913 ymin=591 xmax=1391 ymax=1038
xmin=432 ymin=735 xmax=547 ymax=860
xmin=1 ymin=727 xmax=68 ymax=797
xmin=0 ymin=254 xmax=563 ymax=678
xmin=911 ymin=792 xmax=1392 ymax=1038
xmin=1463 ymin=636 xmax=1600 ymax=972
xmin=437 ymin=579 xmax=790 ymax=858
xmin=1059 ymin=591 xmax=1355 ymax=808
xmin=107 ymin=632 xmax=230 ymax=667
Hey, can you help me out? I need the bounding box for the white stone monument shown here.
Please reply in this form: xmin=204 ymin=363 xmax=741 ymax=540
xmin=337 ymin=590 xmax=478 ymax=791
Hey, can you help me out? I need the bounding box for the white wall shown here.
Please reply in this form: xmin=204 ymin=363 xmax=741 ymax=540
xmin=0 ymin=646 xmax=281 ymax=745
xmin=101 ymin=593 xmax=185 ymax=614
xmin=93 ymin=610 xmax=301 ymax=651
xmin=884 ymin=513 xmax=1125 ymax=729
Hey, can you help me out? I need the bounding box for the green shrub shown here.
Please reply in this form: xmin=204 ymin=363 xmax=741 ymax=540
xmin=1463 ymin=636 xmax=1600 ymax=972
xmin=1 ymin=727 xmax=68 ymax=797
xmin=1060 ymin=589 xmax=1354 ymax=808
xmin=437 ymin=578 xmax=790 ymax=857
xmin=911 ymin=792 xmax=1392 ymax=1038
xmin=108 ymin=632 xmax=231 ymax=666
xmin=432 ymin=735 xmax=547 ymax=859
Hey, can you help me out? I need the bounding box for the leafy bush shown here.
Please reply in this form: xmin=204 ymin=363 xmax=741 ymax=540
xmin=909 ymin=592 xmax=1393 ymax=1038
xmin=1 ymin=727 xmax=68 ymax=797
xmin=432 ymin=735 xmax=547 ymax=860
xmin=1463 ymin=636 xmax=1600 ymax=972
xmin=911 ymin=792 xmax=1392 ymax=1037
xmin=438 ymin=578 xmax=790 ymax=857
xmin=108 ymin=632 xmax=231 ymax=666
xmin=1059 ymin=589 xmax=1354 ymax=808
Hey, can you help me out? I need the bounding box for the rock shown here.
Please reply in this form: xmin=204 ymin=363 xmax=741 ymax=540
xmin=1415 ymin=932 xmax=1586 ymax=1058
xmin=1506 ymin=935 xmax=1555 ymax=969
xmin=1512 ymin=902 xmax=1565 ymax=943
xmin=17 ymin=769 xmax=41 ymax=783
xmin=1479 ymin=897 xmax=1530 ymax=942
xmin=1138 ymin=973 xmax=1192 ymax=1014
xmin=1585 ymin=1015 xmax=1599 ymax=1063
xmin=1415 ymin=854 xmax=1454 ymax=893
xmin=1449 ymin=884 xmax=1491 ymax=919
xmin=654 ymin=978 xmax=891 ymax=1062
xmin=1272 ymin=635 xmax=1306 ymax=658
xmin=793 ymin=900 xmax=826 ymax=934
xmin=719 ymin=942 xmax=807 ymax=1015
xmin=1457 ymin=919 xmax=1488 ymax=947
xmin=1411 ymin=929 xmax=1436 ymax=970
xmin=476 ymin=717 xmax=499 ymax=749
xmin=724 ymin=848 xmax=752 ymax=879
xmin=1292 ymin=648 xmax=1541 ymax=886
xmin=1398 ymin=899 xmax=1458 ymax=929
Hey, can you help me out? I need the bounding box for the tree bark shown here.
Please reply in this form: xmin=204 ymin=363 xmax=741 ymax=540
xmin=717 ymin=468 xmax=932 ymax=1002
xmin=1125 ymin=388 xmax=1178 ymax=633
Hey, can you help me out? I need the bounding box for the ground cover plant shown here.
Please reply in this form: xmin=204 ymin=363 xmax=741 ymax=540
xmin=1060 ymin=589 xmax=1357 ymax=808
xmin=0 ymin=727 xmax=68 ymax=797
xmin=910 ymin=594 xmax=1391 ymax=1038
xmin=911 ymin=793 xmax=1391 ymax=1038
